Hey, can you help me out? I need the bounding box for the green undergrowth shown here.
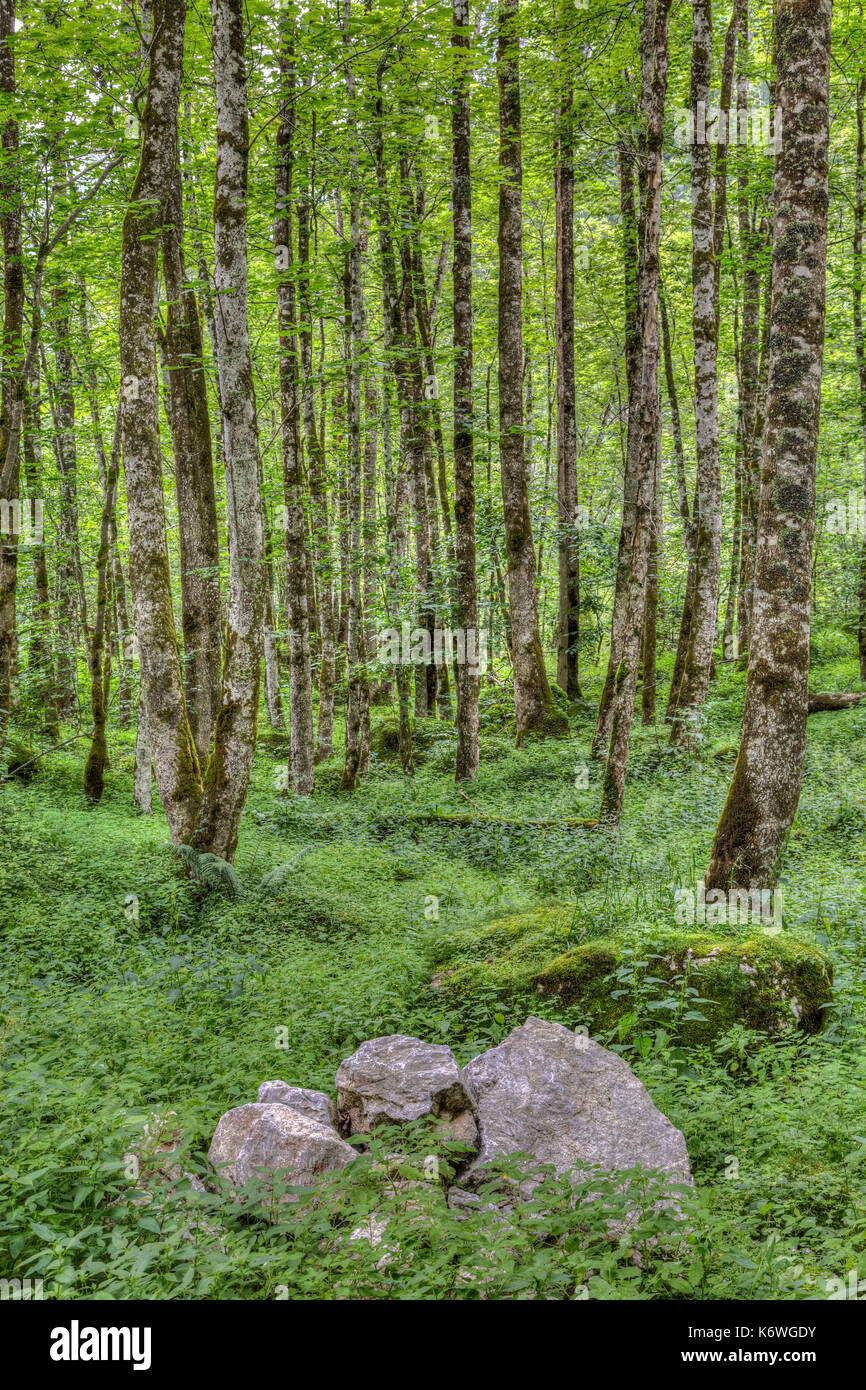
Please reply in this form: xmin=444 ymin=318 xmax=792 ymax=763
xmin=1 ymin=650 xmax=865 ymax=1298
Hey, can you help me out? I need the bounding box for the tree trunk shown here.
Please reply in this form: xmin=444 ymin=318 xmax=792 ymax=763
xmin=119 ymin=0 xmax=202 ymax=846
xmin=593 ymin=97 xmax=642 ymax=757
xmin=22 ymin=380 xmax=57 ymax=733
xmin=133 ymin=685 xmax=153 ymax=814
xmin=297 ymin=191 xmax=336 ymax=763
xmin=706 ymin=0 xmax=831 ymax=889
xmin=555 ymin=0 xmax=580 ymax=700
xmin=194 ymin=0 xmax=267 ymax=860
xmin=339 ymin=2 xmax=366 ymax=792
xmin=0 ymin=0 xmax=23 ymax=752
xmin=497 ymin=0 xmax=557 ymax=743
xmin=161 ymin=164 xmax=222 ymax=763
xmin=669 ymin=0 xmax=739 ymax=749
xmin=599 ymin=0 xmax=673 ymax=823
xmin=452 ymin=0 xmax=480 ymax=781
xmin=854 ymin=73 xmax=866 ymax=679
xmin=275 ymin=22 xmax=314 ymax=794
xmin=83 ymin=406 xmax=121 ymax=803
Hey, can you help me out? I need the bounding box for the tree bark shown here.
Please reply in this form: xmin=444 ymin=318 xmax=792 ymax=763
xmin=194 ymin=0 xmax=267 ymax=860
xmin=339 ymin=2 xmax=367 ymax=792
xmin=599 ymin=0 xmax=673 ymax=824
xmin=669 ymin=0 xmax=739 ymax=749
xmin=452 ymin=0 xmax=480 ymax=781
xmin=497 ymin=0 xmax=558 ymax=743
xmin=706 ymin=0 xmax=832 ymax=889
xmin=161 ymin=164 xmax=222 ymax=763
xmin=555 ymin=0 xmax=580 ymax=700
xmin=0 ymin=0 xmax=23 ymax=751
xmin=593 ymin=95 xmax=642 ymax=757
xmin=854 ymin=73 xmax=866 ymax=678
xmin=297 ymin=190 xmax=336 ymax=763
xmin=83 ymin=405 xmax=121 ymax=802
xmin=119 ymin=0 xmax=202 ymax=845
xmin=275 ymin=21 xmax=314 ymax=794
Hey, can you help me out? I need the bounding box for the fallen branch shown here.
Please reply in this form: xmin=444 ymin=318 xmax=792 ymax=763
xmin=807 ymin=692 xmax=866 ymax=713
xmin=424 ymin=812 xmax=598 ymax=830
xmin=0 ymin=734 xmax=88 ymax=783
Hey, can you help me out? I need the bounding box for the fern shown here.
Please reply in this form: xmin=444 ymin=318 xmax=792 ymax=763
xmin=258 ymin=847 xmax=309 ymax=893
xmin=174 ymin=843 xmax=243 ymax=900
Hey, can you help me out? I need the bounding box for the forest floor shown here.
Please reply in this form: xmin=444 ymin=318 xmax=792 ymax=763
xmin=2 ymin=639 xmax=866 ymax=1299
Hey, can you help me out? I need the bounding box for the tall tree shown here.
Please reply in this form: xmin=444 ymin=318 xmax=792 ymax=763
xmin=452 ymin=0 xmax=479 ymax=781
xmin=194 ymin=0 xmax=267 ymax=859
xmin=854 ymin=70 xmax=866 ymax=678
xmin=340 ymin=0 xmax=367 ymax=791
xmin=706 ymin=0 xmax=832 ymax=889
xmin=555 ymin=0 xmax=581 ymax=700
xmin=497 ymin=0 xmax=561 ymax=743
xmin=160 ymin=165 xmax=222 ymax=763
xmin=0 ymin=0 xmax=22 ymax=752
xmin=669 ymin=0 xmax=739 ymax=750
xmin=119 ymin=0 xmax=202 ymax=845
xmin=599 ymin=0 xmax=673 ymax=824
xmin=275 ymin=19 xmax=314 ymax=795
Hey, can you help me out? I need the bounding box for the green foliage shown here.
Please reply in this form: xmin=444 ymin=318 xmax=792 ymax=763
xmin=2 ymin=652 xmax=866 ymax=1300
xmin=174 ymin=845 xmax=244 ymax=901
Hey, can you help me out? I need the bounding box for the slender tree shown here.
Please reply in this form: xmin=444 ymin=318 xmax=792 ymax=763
xmin=452 ymin=0 xmax=479 ymax=780
xmin=497 ymin=0 xmax=561 ymax=743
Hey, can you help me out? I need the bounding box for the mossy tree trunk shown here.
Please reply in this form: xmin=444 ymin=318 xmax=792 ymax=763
xmin=731 ymin=0 xmax=762 ymax=664
xmin=22 ymin=381 xmax=57 ymax=734
xmin=669 ymin=0 xmax=739 ymax=750
xmin=452 ymin=0 xmax=480 ymax=783
xmin=854 ymin=72 xmax=866 ymax=679
xmin=161 ymin=164 xmax=222 ymax=764
xmin=599 ymin=0 xmax=672 ymax=824
xmin=297 ymin=190 xmax=336 ymax=765
xmin=119 ymin=0 xmax=202 ymax=846
xmin=555 ymin=0 xmax=580 ymax=702
xmin=593 ymin=100 xmax=642 ymax=758
xmin=339 ymin=2 xmax=366 ymax=792
xmin=275 ymin=22 xmax=314 ymax=794
xmin=194 ymin=0 xmax=266 ymax=860
xmin=497 ymin=0 xmax=555 ymax=743
xmin=84 ymin=406 xmax=121 ymax=803
xmin=706 ymin=0 xmax=832 ymax=890
xmin=0 ymin=0 xmax=23 ymax=754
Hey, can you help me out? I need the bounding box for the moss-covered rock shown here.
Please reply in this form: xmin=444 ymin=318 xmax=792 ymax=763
xmin=431 ymin=906 xmax=833 ymax=1043
xmin=369 ymin=717 xmax=413 ymax=761
xmin=3 ymin=741 xmax=36 ymax=783
xmin=368 ymin=715 xmax=451 ymax=764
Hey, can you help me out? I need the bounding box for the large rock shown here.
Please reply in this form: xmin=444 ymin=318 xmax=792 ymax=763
xmin=207 ymin=1102 xmax=355 ymax=1190
xmin=257 ymin=1080 xmax=338 ymax=1130
xmin=336 ymin=1034 xmax=479 ymax=1147
xmin=461 ymin=1016 xmax=691 ymax=1194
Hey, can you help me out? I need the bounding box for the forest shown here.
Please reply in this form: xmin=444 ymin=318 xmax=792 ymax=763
xmin=0 ymin=0 xmax=865 ymax=1313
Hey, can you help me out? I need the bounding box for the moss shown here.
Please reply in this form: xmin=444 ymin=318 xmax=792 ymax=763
xmin=432 ymin=906 xmax=833 ymax=1043
xmin=535 ymin=931 xmax=832 ymax=1042
xmin=369 ymin=717 xmax=412 ymax=760
xmin=3 ymin=741 xmax=36 ymax=783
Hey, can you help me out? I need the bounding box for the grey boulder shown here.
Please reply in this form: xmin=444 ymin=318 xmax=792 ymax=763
xmin=257 ymin=1080 xmax=338 ymax=1130
xmin=461 ymin=1016 xmax=691 ymax=1194
xmin=208 ymin=1102 xmax=355 ymax=1189
xmin=336 ymin=1034 xmax=479 ymax=1147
